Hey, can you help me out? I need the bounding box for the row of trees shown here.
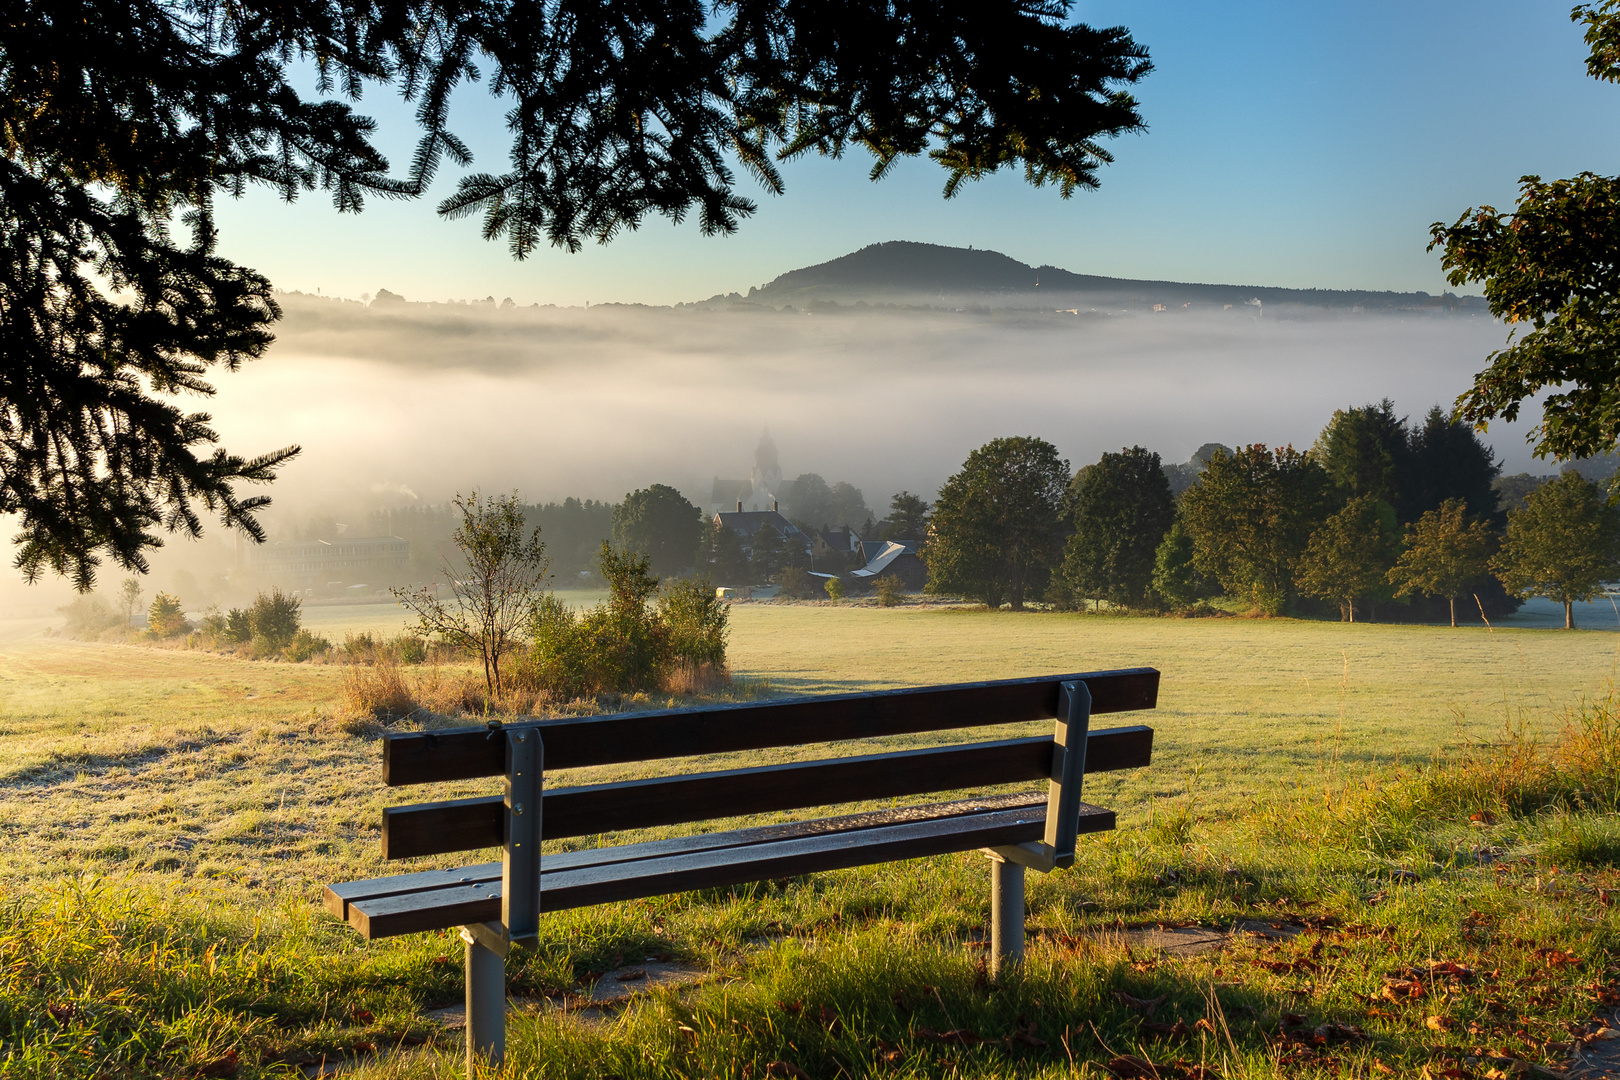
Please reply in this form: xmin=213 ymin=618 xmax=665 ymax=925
xmin=923 ymin=405 xmax=1620 ymax=627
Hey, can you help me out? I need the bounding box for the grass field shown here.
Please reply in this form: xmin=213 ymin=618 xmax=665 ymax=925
xmin=2 ymin=604 xmax=1618 ymax=1079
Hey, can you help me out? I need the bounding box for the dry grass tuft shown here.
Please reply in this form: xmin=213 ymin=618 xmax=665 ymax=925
xmin=340 ymin=651 xmax=416 ymax=721
xmin=663 ymin=661 xmax=731 ymax=696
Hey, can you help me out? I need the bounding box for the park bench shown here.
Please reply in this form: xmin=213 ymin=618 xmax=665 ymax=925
xmin=324 ymin=667 xmax=1159 ymax=1075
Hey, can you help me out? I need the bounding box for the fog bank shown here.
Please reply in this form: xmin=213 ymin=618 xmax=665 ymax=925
xmin=0 ymin=293 xmax=1537 ymax=611
xmin=214 ymin=294 xmax=1526 ymax=520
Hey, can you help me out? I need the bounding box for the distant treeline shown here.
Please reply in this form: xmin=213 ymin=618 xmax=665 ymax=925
xmin=920 ymin=401 xmax=1620 ymax=626
xmin=364 ymin=499 xmax=615 ymax=583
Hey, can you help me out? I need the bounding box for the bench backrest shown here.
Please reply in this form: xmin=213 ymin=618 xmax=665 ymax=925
xmin=380 ymin=668 xmax=1157 ymax=855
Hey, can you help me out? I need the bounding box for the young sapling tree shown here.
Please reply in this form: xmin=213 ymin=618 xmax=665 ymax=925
xmin=394 ymin=491 xmax=550 ymax=696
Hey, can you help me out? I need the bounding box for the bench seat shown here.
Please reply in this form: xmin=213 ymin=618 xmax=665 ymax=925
xmin=326 ymin=791 xmax=1115 ymax=939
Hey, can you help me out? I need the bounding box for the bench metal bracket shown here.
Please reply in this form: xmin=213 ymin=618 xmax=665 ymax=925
xmin=462 ymin=920 xmax=510 ymax=959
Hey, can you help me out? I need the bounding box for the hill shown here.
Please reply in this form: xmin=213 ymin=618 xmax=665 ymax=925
xmin=742 ymin=241 xmax=1484 ymax=314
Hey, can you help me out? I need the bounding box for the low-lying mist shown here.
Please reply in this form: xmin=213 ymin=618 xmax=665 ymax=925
xmin=1 ymin=292 xmax=1535 ymax=613
xmin=226 ymin=293 xmax=1525 ymax=512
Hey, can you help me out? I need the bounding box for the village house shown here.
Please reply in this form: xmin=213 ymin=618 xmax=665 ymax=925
xmin=713 ymin=500 xmax=810 ymax=556
xmin=849 ymin=540 xmax=928 ymax=592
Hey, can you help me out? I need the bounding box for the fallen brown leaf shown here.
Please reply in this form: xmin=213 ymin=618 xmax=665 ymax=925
xmin=193 ymin=1049 xmax=240 ymax=1079
xmin=766 ymin=1062 xmax=813 ymax=1080
xmin=915 ymin=1026 xmax=983 ymax=1046
xmin=1005 ymin=1016 xmax=1046 ymax=1048
xmin=1113 ymin=991 xmax=1168 ymax=1018
xmin=1105 ymin=1055 xmax=1158 ymax=1078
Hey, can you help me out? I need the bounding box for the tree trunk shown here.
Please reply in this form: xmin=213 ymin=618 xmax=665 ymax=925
xmin=1449 ymin=596 xmax=1456 ymax=628
xmin=1347 ymin=598 xmax=1354 ymax=623
xmin=1567 ymin=600 xmax=1576 ymax=630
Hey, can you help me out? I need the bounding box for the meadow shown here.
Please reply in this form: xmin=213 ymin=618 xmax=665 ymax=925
xmin=2 ymin=603 xmax=1618 ymax=1079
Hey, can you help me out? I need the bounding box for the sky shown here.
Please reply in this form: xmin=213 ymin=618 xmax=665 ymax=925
xmin=208 ymin=0 xmax=1620 ymax=307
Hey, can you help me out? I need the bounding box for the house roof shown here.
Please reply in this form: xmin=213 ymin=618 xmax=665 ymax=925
xmin=811 ymin=525 xmax=859 ymax=552
xmin=850 ymin=541 xmax=918 ymax=578
xmin=715 ymin=510 xmax=802 ymax=539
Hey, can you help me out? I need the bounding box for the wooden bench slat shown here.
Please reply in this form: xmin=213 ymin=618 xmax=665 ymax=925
xmin=383 ymin=668 xmax=1159 ymax=785
xmin=327 ymin=792 xmax=1048 ymax=921
xmin=384 ymin=736 xmax=1044 ymax=859
xmin=350 ymin=801 xmax=1115 ymax=938
xmin=381 ymin=725 xmax=1153 ymax=860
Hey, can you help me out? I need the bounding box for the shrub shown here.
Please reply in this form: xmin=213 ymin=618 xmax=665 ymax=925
xmin=283 ymin=629 xmax=331 ymax=663
xmin=224 ymin=608 xmax=252 ymax=643
xmin=777 ymin=566 xmax=812 ymax=599
xmin=874 ymin=574 xmax=905 ymax=607
xmin=248 ymin=589 xmax=301 ymax=649
xmin=524 ymin=593 xmax=598 ymax=700
xmin=519 ymin=546 xmax=731 ymax=700
xmin=341 ymin=631 xmax=379 ymax=662
xmin=824 ymin=576 xmax=845 ymax=603
xmin=658 ymin=577 xmax=729 ymax=670
xmin=198 ymin=608 xmax=228 ymax=636
xmin=58 ymin=596 xmax=123 ymax=639
xmin=146 ymin=593 xmax=189 ymax=638
xmin=394 ymin=633 xmax=428 ymax=665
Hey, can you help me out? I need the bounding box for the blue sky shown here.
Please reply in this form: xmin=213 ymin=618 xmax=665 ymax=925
xmin=212 ymin=0 xmax=1620 ymax=307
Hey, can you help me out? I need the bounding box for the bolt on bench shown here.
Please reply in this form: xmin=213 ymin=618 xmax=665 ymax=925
xmin=325 ymin=668 xmax=1158 ymax=1075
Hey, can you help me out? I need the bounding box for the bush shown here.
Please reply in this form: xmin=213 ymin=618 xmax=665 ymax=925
xmin=248 ymin=589 xmax=301 ymax=650
xmin=224 ymin=608 xmax=252 ymax=643
xmin=394 ymin=633 xmax=428 ymax=665
xmin=146 ymin=593 xmax=189 ymax=638
xmin=57 ymin=596 xmax=123 ymax=639
xmin=824 ymin=576 xmax=845 ymax=603
xmin=777 ymin=566 xmax=812 ymax=599
xmin=283 ymin=629 xmax=331 ymax=662
xmin=874 ymin=574 xmax=905 ymax=607
xmin=658 ymin=576 xmax=730 ymax=669
xmin=519 ymin=546 xmax=731 ymax=700
xmin=340 ymin=631 xmax=379 ymax=662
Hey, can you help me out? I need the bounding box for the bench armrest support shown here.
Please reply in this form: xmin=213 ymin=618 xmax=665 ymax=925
xmin=1045 ymin=679 xmax=1092 ymax=868
xmin=990 ymin=679 xmax=1092 ymax=874
xmin=503 ymin=728 xmax=542 ymax=944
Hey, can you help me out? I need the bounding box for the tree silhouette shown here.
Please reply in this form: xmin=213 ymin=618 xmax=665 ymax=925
xmin=1431 ymin=4 xmax=1620 ymax=472
xmin=1387 ymin=499 xmax=1495 ymax=627
xmin=1493 ymin=471 xmax=1620 ymax=629
xmin=1179 ymin=445 xmax=1333 ymax=615
xmin=1061 ymin=446 xmax=1174 ymax=609
xmin=926 ymin=437 xmax=1069 ymax=610
xmin=612 ymin=484 xmax=704 ymax=578
xmin=1297 ymin=495 xmax=1399 ymax=622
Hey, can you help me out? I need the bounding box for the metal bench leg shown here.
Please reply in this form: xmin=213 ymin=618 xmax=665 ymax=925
xmin=461 ymin=926 xmax=505 ymax=1075
xmin=988 ymin=852 xmax=1025 ymax=978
